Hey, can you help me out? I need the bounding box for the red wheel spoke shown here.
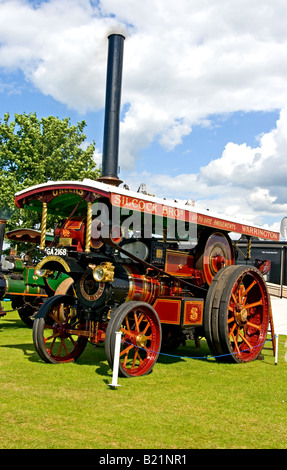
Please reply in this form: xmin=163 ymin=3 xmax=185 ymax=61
xmin=69 ymin=336 xmax=77 ymax=347
xmin=245 ymin=299 xmax=263 ymax=310
xmin=121 ymin=327 xmax=137 ymax=338
xmin=132 ymin=350 xmax=143 ymax=368
xmin=238 ymin=331 xmax=253 ymax=349
xmin=49 ymin=312 xmax=62 ymax=325
xmin=120 ymin=344 xmax=134 ymax=357
xmin=48 ymin=337 xmax=56 ymax=352
xmin=142 ymin=321 xmax=150 ymax=335
xmin=58 ymin=340 xmax=64 ymax=356
xmin=134 ymin=312 xmax=140 ymax=330
xmin=137 ymin=313 xmax=145 ymax=326
xmin=122 ymin=348 xmax=131 ymax=368
xmin=45 ymin=331 xmax=60 ymax=342
xmin=232 ymin=278 xmax=243 ymax=299
xmin=246 ymin=321 xmax=261 ymax=330
xmin=143 ymin=335 xmax=152 ymax=341
xmin=229 ymin=322 xmax=237 ymax=337
xmin=230 ymin=331 xmax=240 ymax=353
xmin=133 ymin=312 xmax=146 ymax=332
xmin=63 ymin=339 xmax=70 ymax=354
xmin=238 ymin=283 xmax=245 ymax=304
xmin=243 ymin=280 xmax=257 ymax=297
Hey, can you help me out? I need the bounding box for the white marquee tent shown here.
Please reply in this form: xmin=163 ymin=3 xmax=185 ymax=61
xmin=270 ymin=297 xmax=287 ymax=336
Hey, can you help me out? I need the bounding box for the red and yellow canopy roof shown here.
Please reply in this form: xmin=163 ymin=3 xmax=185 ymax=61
xmin=15 ymin=179 xmax=279 ymax=241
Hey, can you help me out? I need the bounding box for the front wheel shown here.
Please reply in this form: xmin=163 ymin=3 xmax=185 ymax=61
xmin=33 ymin=295 xmax=88 ymax=363
xmin=105 ymin=301 xmax=162 ymax=378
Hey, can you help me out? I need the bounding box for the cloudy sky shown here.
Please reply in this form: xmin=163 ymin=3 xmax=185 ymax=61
xmin=1 ymin=0 xmax=287 ymax=235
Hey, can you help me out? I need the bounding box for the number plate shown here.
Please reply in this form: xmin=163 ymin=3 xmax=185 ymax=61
xmin=45 ymin=247 xmax=67 ymax=256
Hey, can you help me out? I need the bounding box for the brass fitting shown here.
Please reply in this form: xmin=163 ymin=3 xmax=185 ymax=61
xmin=92 ymin=262 xmax=115 ymax=283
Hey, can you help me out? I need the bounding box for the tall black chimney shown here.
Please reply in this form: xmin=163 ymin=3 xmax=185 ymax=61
xmin=98 ymin=33 xmax=125 ymax=186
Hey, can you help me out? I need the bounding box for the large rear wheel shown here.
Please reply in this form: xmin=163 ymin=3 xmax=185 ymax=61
xmin=204 ymin=265 xmax=270 ymax=362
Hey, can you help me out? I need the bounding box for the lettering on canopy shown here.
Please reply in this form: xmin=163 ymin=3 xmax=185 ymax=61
xmin=52 ymin=188 xmax=86 ymax=196
xmin=111 ymin=194 xmax=197 ymax=222
xmin=20 ymin=188 xmax=101 ymax=207
xmin=111 ymin=193 xmax=279 ymax=241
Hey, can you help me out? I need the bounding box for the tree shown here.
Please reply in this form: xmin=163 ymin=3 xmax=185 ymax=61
xmin=0 ymin=112 xmax=101 ymax=234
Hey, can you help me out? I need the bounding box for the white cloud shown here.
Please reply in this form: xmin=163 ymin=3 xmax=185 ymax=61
xmin=1 ymin=0 xmax=287 ymax=157
xmin=1 ymin=0 xmax=287 ymax=230
xmin=200 ymin=107 xmax=287 ymax=194
xmin=122 ymin=106 xmax=287 ymax=229
xmin=0 ymin=0 xmax=122 ymax=111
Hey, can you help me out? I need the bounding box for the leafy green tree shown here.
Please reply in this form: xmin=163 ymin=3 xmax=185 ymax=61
xmin=0 ymin=112 xmax=100 ymax=235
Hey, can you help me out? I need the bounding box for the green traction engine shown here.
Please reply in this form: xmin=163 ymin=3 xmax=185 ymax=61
xmin=0 ymin=221 xmax=69 ymax=326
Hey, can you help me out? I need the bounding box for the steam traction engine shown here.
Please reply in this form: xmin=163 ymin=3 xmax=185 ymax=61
xmin=14 ymin=180 xmax=279 ymax=376
xmin=13 ymin=34 xmax=279 ymax=377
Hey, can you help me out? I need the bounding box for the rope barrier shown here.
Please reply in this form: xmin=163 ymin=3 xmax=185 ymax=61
xmin=121 ymin=335 xmax=278 ymax=361
xmin=108 ymin=334 xmax=279 ymax=388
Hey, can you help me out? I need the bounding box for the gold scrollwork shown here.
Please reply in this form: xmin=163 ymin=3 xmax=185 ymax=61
xmin=36 ymin=255 xmax=71 ymax=273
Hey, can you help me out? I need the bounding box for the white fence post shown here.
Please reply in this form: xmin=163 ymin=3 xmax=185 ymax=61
xmin=275 ymin=334 xmax=279 ymax=365
xmin=108 ymin=331 xmax=122 ymax=388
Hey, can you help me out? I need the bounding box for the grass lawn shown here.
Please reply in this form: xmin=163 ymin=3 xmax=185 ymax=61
xmin=0 ymin=305 xmax=286 ymax=449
